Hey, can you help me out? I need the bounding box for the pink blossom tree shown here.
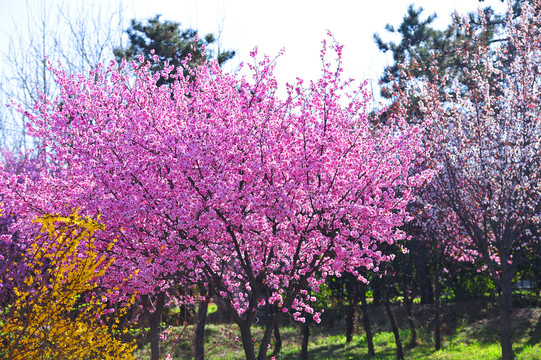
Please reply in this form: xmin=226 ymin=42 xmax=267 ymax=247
xmin=0 ymin=152 xmax=43 ymax=307
xmin=403 ymin=2 xmax=541 ymax=358
xmin=2 ymin=37 xmax=431 ymax=360
xmin=408 ymin=185 xmax=469 ymax=351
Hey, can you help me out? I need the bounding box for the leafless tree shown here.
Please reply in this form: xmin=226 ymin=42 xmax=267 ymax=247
xmin=0 ymin=0 xmax=126 ymax=151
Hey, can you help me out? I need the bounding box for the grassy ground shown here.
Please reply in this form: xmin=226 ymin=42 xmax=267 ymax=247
xmin=135 ymin=301 xmax=541 ymax=359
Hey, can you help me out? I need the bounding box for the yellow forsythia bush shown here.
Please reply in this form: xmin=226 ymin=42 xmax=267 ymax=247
xmin=0 ymin=210 xmax=135 ymax=360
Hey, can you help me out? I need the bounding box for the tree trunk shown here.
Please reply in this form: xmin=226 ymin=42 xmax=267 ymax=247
xmin=434 ymin=263 xmax=441 ymax=351
xmin=194 ymin=287 xmax=211 ymax=360
xmin=144 ymin=292 xmax=166 ymax=360
xmin=238 ymin=319 xmax=257 ymax=360
xmin=372 ymin=277 xmax=382 ymax=306
xmin=360 ymin=285 xmax=375 ymax=356
xmin=257 ymin=313 xmax=277 ymax=360
xmin=273 ymin=321 xmax=282 ymax=357
xmin=345 ymin=278 xmax=357 ymax=343
xmin=300 ymin=320 xmax=310 ymax=360
xmin=346 ymin=298 xmax=355 ymax=342
xmin=385 ymin=299 xmax=404 ymax=360
xmin=412 ymin=240 xmax=434 ymax=305
xmin=402 ymin=288 xmax=417 ymax=347
xmin=499 ymin=267 xmax=514 ymax=360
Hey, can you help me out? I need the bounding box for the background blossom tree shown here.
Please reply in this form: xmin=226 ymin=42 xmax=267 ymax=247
xmin=401 ymin=2 xmax=541 ymax=358
xmin=0 ymin=153 xmax=43 ymax=307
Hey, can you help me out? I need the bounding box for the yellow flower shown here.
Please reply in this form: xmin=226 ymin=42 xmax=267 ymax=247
xmin=0 ymin=210 xmax=135 ymax=360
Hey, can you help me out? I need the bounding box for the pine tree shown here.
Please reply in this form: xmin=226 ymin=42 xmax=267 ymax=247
xmin=114 ymin=15 xmax=235 ymax=85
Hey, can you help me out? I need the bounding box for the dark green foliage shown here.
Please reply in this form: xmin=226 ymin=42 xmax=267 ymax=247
xmin=373 ymin=5 xmax=444 ymax=98
xmin=114 ymin=15 xmax=235 ymax=85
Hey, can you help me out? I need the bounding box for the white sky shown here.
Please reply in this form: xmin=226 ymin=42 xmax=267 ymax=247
xmin=0 ymin=0 xmax=509 ymax=101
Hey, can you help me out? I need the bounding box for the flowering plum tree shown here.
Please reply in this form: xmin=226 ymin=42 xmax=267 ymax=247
xmin=0 ymin=153 xmax=43 ymax=306
xmin=1 ymin=37 xmax=431 ymax=359
xmin=408 ymin=185 xmax=467 ymax=350
xmin=404 ymin=2 xmax=541 ymax=358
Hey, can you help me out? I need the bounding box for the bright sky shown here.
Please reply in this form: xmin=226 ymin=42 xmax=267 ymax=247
xmin=0 ymin=0 xmax=509 ymax=100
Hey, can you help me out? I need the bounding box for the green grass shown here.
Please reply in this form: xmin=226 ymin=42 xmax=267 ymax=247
xmin=208 ymin=303 xmax=218 ymax=315
xmin=167 ymin=303 xmax=218 ymax=316
xmin=134 ymin=304 xmax=541 ymax=359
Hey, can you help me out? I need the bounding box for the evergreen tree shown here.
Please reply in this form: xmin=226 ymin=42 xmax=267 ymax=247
xmin=374 ymin=4 xmax=504 ymax=102
xmin=114 ymin=15 xmax=235 ymax=85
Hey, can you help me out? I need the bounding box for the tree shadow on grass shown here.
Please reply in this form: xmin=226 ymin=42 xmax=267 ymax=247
xmin=309 ymin=344 xmax=397 ymax=360
xmin=455 ymin=317 xmax=500 ymax=345
xmin=526 ymin=312 xmax=541 ymax=346
xmin=280 ymin=340 xmax=398 ymax=360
